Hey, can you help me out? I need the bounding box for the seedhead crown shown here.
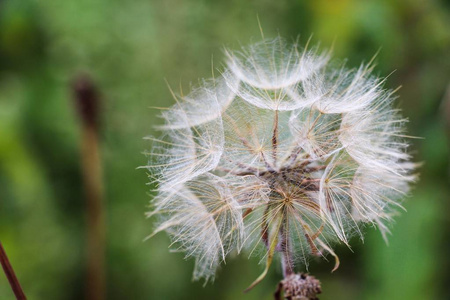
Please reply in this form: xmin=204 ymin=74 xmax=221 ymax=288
xmin=145 ymin=37 xmax=415 ymax=289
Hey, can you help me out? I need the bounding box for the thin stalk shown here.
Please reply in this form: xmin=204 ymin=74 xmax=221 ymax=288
xmin=0 ymin=242 xmax=26 ymax=300
xmin=273 ymin=220 xmax=294 ymax=300
xmin=72 ymin=75 xmax=106 ymax=300
xmin=280 ymin=220 xmax=294 ymax=278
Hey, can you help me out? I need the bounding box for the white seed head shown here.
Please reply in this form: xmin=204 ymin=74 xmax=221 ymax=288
xmin=145 ymin=37 xmax=416 ymax=283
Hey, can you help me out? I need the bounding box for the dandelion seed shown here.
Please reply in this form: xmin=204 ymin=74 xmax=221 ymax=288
xmin=145 ymin=37 xmax=416 ymax=292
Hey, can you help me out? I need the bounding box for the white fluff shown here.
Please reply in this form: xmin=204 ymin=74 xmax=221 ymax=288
xmin=146 ymin=37 xmax=416 ymax=282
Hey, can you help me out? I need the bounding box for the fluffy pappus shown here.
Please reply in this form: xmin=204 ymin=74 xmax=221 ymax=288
xmin=143 ymin=37 xmax=416 ymax=287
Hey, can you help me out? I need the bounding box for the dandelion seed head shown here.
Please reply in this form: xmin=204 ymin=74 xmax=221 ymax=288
xmin=145 ymin=37 xmax=416 ymax=283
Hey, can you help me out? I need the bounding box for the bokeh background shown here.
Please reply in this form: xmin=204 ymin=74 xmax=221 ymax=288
xmin=1 ymin=0 xmax=449 ymax=299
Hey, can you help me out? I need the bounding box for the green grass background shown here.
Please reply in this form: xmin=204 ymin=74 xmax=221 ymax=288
xmin=0 ymin=0 xmax=449 ymax=299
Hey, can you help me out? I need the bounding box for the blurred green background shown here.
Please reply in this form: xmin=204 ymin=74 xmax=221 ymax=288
xmin=0 ymin=0 xmax=449 ymax=299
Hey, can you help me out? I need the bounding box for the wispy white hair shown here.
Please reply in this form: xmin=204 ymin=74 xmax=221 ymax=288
xmin=144 ymin=37 xmax=416 ymax=283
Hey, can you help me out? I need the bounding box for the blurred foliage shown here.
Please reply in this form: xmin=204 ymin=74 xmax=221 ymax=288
xmin=0 ymin=0 xmax=449 ymax=299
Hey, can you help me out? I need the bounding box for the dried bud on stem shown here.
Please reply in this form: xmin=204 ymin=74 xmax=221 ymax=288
xmin=275 ymin=273 xmax=321 ymax=300
xmin=71 ymin=74 xmax=106 ymax=300
xmin=72 ymin=74 xmax=100 ymax=130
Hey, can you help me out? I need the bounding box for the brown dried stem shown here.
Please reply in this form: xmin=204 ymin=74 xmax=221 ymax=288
xmin=0 ymin=242 xmax=26 ymax=300
xmin=72 ymin=75 xmax=106 ymax=300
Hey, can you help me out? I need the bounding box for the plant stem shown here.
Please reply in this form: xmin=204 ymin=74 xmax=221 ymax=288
xmin=72 ymin=75 xmax=106 ymax=300
xmin=82 ymin=124 xmax=106 ymax=300
xmin=280 ymin=221 xmax=294 ymax=278
xmin=275 ymin=225 xmax=293 ymax=300
xmin=0 ymin=242 xmax=26 ymax=300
